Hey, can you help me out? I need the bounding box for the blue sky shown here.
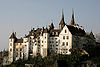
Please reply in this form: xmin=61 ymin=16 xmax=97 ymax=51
xmin=0 ymin=0 xmax=100 ymax=50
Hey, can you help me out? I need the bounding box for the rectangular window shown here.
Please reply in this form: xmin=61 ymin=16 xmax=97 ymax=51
xmin=50 ymin=41 xmax=51 ymax=43
xmin=20 ymin=48 xmax=22 ymax=51
xmin=66 ymin=49 xmax=68 ymax=50
xmin=56 ymin=41 xmax=58 ymax=43
xmin=16 ymin=52 xmax=18 ymax=57
xmin=10 ymin=43 xmax=12 ymax=46
xmin=56 ymin=48 xmax=58 ymax=50
xmin=16 ymin=49 xmax=18 ymax=51
xmin=10 ymin=48 xmax=12 ymax=51
xmin=20 ymin=52 xmax=22 ymax=57
xmin=56 ymin=45 xmax=58 ymax=46
xmin=62 ymin=42 xmax=65 ymax=46
xmin=38 ymin=41 xmax=40 ymax=43
xmin=66 ymin=42 xmax=68 ymax=46
xmin=55 ymin=38 xmax=57 ymax=40
xmin=65 ymin=30 xmax=67 ymax=33
xmin=63 ymin=36 xmax=65 ymax=39
xmin=42 ymin=41 xmax=43 ymax=43
xmin=66 ymin=36 xmax=69 ymax=39
xmin=50 ymin=48 xmax=52 ymax=49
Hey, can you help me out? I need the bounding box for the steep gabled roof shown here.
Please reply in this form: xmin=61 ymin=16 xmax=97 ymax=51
xmin=67 ymin=25 xmax=86 ymax=36
xmin=25 ymin=28 xmax=42 ymax=38
xmin=89 ymin=31 xmax=95 ymax=39
xmin=49 ymin=23 xmax=54 ymax=30
xmin=43 ymin=28 xmax=49 ymax=33
xmin=50 ymin=29 xmax=60 ymax=37
xmin=15 ymin=38 xmax=23 ymax=43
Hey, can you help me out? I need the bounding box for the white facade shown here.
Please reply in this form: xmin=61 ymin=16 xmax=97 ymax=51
xmin=59 ymin=25 xmax=72 ymax=54
xmin=23 ymin=37 xmax=29 ymax=60
xmin=8 ymin=38 xmax=15 ymax=63
xmin=8 ymin=12 xmax=87 ymax=63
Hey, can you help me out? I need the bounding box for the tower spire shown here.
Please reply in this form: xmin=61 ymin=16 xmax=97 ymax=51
xmin=90 ymin=30 xmax=95 ymax=40
xmin=62 ymin=9 xmax=64 ymax=20
xmin=70 ymin=9 xmax=75 ymax=26
xmin=49 ymin=20 xmax=54 ymax=30
xmin=59 ymin=10 xmax=65 ymax=29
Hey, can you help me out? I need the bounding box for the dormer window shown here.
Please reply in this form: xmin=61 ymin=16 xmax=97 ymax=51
xmin=10 ymin=43 xmax=12 ymax=46
xmin=52 ymin=32 xmax=54 ymax=35
xmin=56 ymin=32 xmax=58 ymax=35
xmin=59 ymin=25 xmax=62 ymax=29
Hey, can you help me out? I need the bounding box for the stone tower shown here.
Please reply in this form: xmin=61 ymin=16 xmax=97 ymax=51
xmin=8 ymin=32 xmax=17 ymax=63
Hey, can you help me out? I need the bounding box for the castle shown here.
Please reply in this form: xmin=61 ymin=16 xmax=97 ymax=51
xmin=8 ymin=11 xmax=91 ymax=63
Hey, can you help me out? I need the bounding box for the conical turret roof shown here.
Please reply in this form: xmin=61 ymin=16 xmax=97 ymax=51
xmin=9 ymin=32 xmax=17 ymax=39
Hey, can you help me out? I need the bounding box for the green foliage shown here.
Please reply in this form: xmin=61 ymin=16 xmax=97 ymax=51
xmin=8 ymin=48 xmax=90 ymax=67
xmin=83 ymin=42 xmax=100 ymax=66
xmin=57 ymin=48 xmax=89 ymax=66
xmin=9 ymin=59 xmax=25 ymax=67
